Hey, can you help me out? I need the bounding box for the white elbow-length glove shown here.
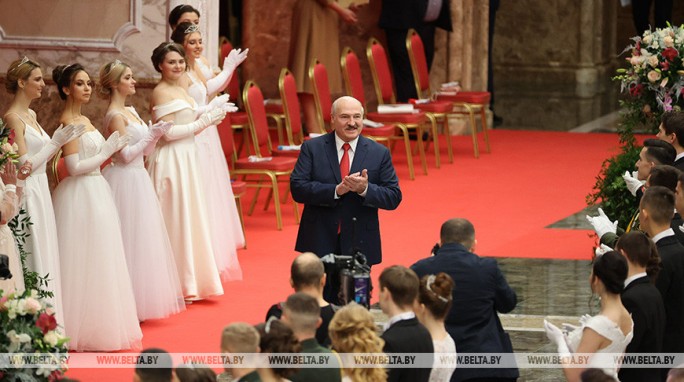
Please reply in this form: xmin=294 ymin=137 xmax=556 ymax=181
xmin=206 ymin=48 xmax=249 ymax=95
xmin=19 ymin=123 xmax=86 ymax=169
xmin=64 ymin=131 xmax=129 ymax=176
xmin=115 ymin=121 xmax=173 ymax=163
xmin=544 ymin=320 xmax=571 ymax=358
xmin=163 ymin=108 xmax=226 ymax=141
xmin=196 ymin=94 xmax=235 ymax=115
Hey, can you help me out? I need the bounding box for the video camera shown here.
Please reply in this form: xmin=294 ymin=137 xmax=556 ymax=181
xmin=0 ymin=254 xmax=12 ymax=280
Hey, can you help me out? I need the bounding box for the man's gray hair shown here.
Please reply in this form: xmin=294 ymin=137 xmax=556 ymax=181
xmin=331 ymin=95 xmax=364 ymax=117
xmin=440 ymin=218 xmax=475 ymax=249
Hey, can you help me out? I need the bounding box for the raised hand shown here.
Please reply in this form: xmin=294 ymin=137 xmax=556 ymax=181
xmin=52 ymin=123 xmax=86 ymax=146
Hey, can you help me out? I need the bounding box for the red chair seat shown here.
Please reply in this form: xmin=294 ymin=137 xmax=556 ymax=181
xmin=231 ymin=180 xmax=247 ymax=195
xmin=437 ymin=91 xmax=491 ymax=105
xmin=367 ymin=111 xmax=427 ymax=125
xmin=235 ymin=156 xmax=297 ymax=171
xmin=264 ymin=103 xmax=284 ymax=114
xmin=230 ymin=112 xmax=249 ymax=125
xmin=272 ymin=149 xmax=300 ymax=158
xmin=415 ymin=101 xmax=453 ymax=113
xmin=362 ymin=124 xmax=396 ymax=138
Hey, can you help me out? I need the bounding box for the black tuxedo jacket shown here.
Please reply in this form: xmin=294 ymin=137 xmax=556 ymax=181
xmin=290 ymin=133 xmax=401 ymax=265
xmin=655 ymin=235 xmax=684 ymax=352
xmin=674 ymin=156 xmax=684 ymax=172
xmin=379 ymin=0 xmax=452 ymax=31
xmin=618 ymin=275 xmax=666 ymax=382
xmin=381 ymin=317 xmax=433 ymax=382
xmin=411 ymin=243 xmax=519 ymax=382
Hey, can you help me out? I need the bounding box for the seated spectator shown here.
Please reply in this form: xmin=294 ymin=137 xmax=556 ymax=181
xmin=411 ymin=218 xmax=518 ymax=382
xmin=615 ymin=232 xmax=665 ymax=382
xmin=255 ymin=319 xmax=302 ymax=382
xmin=378 ymin=265 xmax=433 ymax=382
xmin=134 ymin=348 xmax=175 ymax=382
xmin=328 ymin=303 xmax=387 ymax=382
xmin=176 ymin=363 xmax=217 ymax=382
xmin=221 ymin=323 xmax=261 ymax=382
xmin=415 ymin=273 xmax=457 ymax=382
xmin=281 ymin=292 xmax=342 ymax=382
xmin=265 ymin=252 xmax=336 ymax=346
xmin=657 ymin=111 xmax=684 ymax=172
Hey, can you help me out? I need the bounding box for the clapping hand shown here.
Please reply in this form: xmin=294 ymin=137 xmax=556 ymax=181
xmin=543 ymin=319 xmax=571 ymax=357
xmin=586 ymin=208 xmax=618 ymax=238
xmin=0 ymin=161 xmax=17 ymax=186
xmin=148 ymin=120 xmax=174 ymax=138
xmin=223 ymin=48 xmax=249 ymax=72
xmin=622 ymin=170 xmax=645 ymax=196
xmin=17 ymin=161 xmax=32 ymax=181
xmin=342 ymin=169 xmax=368 ymax=194
xmin=52 ymin=123 xmax=86 ymax=146
xmin=101 ymin=131 xmax=129 ymax=157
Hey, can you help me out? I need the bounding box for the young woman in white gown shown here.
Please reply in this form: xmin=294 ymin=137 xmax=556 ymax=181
xmin=51 ymin=63 xmax=141 ymax=351
xmin=3 ymin=57 xmax=84 ymax=324
xmin=0 ymin=161 xmax=32 ymax=296
xmin=544 ymin=251 xmax=634 ymax=381
xmin=171 ymin=22 xmax=247 ymax=280
xmin=147 ymin=42 xmax=230 ymax=301
xmin=99 ymin=60 xmax=184 ymax=320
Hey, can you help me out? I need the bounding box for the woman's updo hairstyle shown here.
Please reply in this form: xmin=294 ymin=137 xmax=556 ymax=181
xmin=418 ymin=272 xmax=454 ymax=320
xmin=171 ymin=22 xmax=199 ymax=45
xmin=615 ymin=231 xmax=662 ymax=283
xmin=254 ymin=319 xmax=301 ymax=379
xmin=98 ymin=60 xmax=130 ymax=99
xmin=168 ymin=4 xmax=200 ymax=29
xmin=592 ymin=251 xmax=628 ymax=294
xmin=151 ymin=42 xmax=186 ymax=73
xmin=5 ymin=57 xmax=41 ymax=94
xmin=52 ymin=63 xmax=86 ymax=100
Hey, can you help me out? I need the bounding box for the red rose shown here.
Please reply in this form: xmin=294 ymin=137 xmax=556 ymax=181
xmin=629 ymin=83 xmax=644 ymax=97
xmin=7 ymin=129 xmax=15 ymax=145
xmin=661 ymin=60 xmax=670 ymax=71
xmin=662 ymin=47 xmax=679 ymax=61
xmin=634 ymin=41 xmax=641 ymax=55
xmin=36 ymin=312 xmax=57 ymax=334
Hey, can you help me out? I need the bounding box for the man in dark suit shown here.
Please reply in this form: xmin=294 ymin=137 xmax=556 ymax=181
xmin=290 ymin=95 xmax=402 ymax=267
xmin=378 ymin=265 xmax=433 ymax=382
xmin=639 ymin=186 xmax=684 ymax=362
xmin=657 ymin=111 xmax=684 ymax=172
xmin=615 ymin=232 xmax=666 ymax=382
xmin=221 ymin=323 xmax=262 ymax=382
xmin=379 ymin=0 xmax=452 ymax=102
xmin=411 ymin=218 xmax=518 ymax=382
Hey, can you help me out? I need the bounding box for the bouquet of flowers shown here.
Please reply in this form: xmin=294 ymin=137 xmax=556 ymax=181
xmin=614 ymin=24 xmax=684 ymax=130
xmin=0 ymin=289 xmax=68 ymax=381
xmin=0 ymin=118 xmax=19 ymax=167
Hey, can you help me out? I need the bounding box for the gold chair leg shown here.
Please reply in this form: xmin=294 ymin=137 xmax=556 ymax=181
xmin=248 ymin=178 xmax=263 ymax=215
xmin=266 ymin=172 xmax=283 ymax=230
xmin=444 ymin=116 xmax=453 ymax=163
xmin=293 ymin=201 xmax=300 ymax=224
xmin=398 ymin=124 xmax=415 ymax=180
xmin=480 ymin=106 xmax=491 ymax=153
xmin=430 ymin=115 xmax=440 ymax=169
xmin=416 ymin=125 xmax=428 ymax=175
xmin=465 ymin=104 xmax=480 ymax=158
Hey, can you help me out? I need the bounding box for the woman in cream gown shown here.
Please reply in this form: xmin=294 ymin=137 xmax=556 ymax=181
xmin=171 ymin=23 xmax=246 ymax=281
xmin=2 ymin=57 xmax=83 ymax=323
xmin=0 ymin=161 xmax=31 ymax=296
xmin=51 ymin=63 xmax=141 ymax=351
xmin=147 ymin=42 xmax=229 ymax=301
xmin=99 ymin=60 xmax=184 ymax=320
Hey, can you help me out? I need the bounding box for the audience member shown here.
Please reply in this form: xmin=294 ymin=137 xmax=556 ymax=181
xmin=415 ymin=273 xmax=456 ymax=382
xmin=411 ymin=218 xmax=518 ymax=382
xmin=255 ymin=319 xmax=302 ymax=382
xmin=176 ymin=363 xmax=216 ymax=382
xmin=328 ymin=302 xmax=387 ymax=382
xmin=674 ymin=172 xmax=684 ymax=232
xmin=378 ymin=265 xmax=433 ymax=382
xmin=265 ymin=252 xmax=336 ymax=346
xmin=134 ymin=348 xmax=175 ymax=382
xmin=657 ymin=111 xmax=684 ymax=172
xmin=221 ymin=323 xmax=261 ymax=382
xmin=545 ymin=251 xmax=633 ymax=381
xmin=632 ymin=0 xmax=673 ymax=37
xmin=615 ymin=232 xmax=665 ymax=382
xmin=281 ymin=292 xmax=341 ymax=382
xmin=639 ymin=186 xmax=684 ymax=360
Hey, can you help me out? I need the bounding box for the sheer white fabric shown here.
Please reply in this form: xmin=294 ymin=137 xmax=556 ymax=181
xmin=53 ymin=130 xmax=142 ymax=351
xmin=146 ymin=99 xmax=223 ymax=299
xmin=102 ymin=108 xmax=185 ymax=320
xmin=429 ymin=334 xmax=457 ymax=382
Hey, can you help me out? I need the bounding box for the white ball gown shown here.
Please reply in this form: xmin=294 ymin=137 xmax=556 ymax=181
xmin=6 ymin=111 xmax=64 ymax=324
xmin=188 ymin=66 xmax=244 ymax=281
xmin=0 ymin=181 xmax=24 ymax=295
xmin=102 ymin=107 xmax=184 ymax=320
xmin=52 ymin=130 xmax=142 ymax=351
xmin=146 ymin=99 xmax=224 ymax=300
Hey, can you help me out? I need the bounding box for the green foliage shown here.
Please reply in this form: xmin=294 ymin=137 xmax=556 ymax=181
xmin=8 ymin=208 xmax=53 ymax=300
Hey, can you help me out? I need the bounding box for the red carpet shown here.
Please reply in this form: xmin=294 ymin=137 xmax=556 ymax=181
xmin=66 ymin=129 xmax=621 ymax=380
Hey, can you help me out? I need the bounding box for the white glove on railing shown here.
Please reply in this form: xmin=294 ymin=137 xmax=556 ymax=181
xmin=622 ymin=170 xmax=645 ymax=196
xmin=544 ymin=320 xmax=571 ymax=358
xmin=19 ymin=123 xmax=86 ymax=169
xmin=206 ymin=48 xmax=248 ymax=96
xmin=585 ymin=208 xmax=618 ymax=238
xmin=163 ymin=108 xmax=226 ymax=141
xmin=116 ymin=121 xmax=173 ymax=163
xmin=65 ymin=131 xmax=129 ymax=176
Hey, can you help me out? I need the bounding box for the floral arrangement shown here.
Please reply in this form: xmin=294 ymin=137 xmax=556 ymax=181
xmin=0 ymin=118 xmax=19 ymax=167
xmin=0 ymin=289 xmax=68 ymax=381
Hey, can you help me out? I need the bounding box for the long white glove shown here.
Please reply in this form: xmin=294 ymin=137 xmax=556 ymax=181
xmin=64 ymin=131 xmax=129 ymax=176
xmin=142 ymin=121 xmax=174 ymax=156
xmin=18 ymin=123 xmax=86 ymax=169
xmin=116 ymin=121 xmax=173 ymax=163
xmin=585 ymin=208 xmax=618 ymax=238
xmin=206 ymin=48 xmax=249 ymax=96
xmin=544 ymin=320 xmax=571 ymax=358
xmin=196 ymin=94 xmax=231 ymax=115
xmin=163 ymin=108 xmax=226 ymax=141
xmin=623 ymin=170 xmax=645 ymax=196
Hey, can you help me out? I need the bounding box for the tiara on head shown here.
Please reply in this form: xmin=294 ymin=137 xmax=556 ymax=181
xmin=9 ymin=56 xmax=31 ymax=74
xmin=184 ymin=23 xmax=200 ymax=34
xmin=426 ymin=275 xmax=450 ymax=303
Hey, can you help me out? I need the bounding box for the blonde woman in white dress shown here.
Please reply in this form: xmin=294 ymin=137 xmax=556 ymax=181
xmin=99 ymin=60 xmax=185 ymax=320
xmin=3 ymin=57 xmax=84 ymax=323
xmin=171 ymin=22 xmax=247 ymax=281
xmin=147 ymin=42 xmax=230 ymax=301
xmin=51 ymin=63 xmax=141 ymax=351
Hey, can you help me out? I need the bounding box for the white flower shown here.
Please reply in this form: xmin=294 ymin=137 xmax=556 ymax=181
xmin=11 ymin=143 xmax=18 ymax=153
xmin=1 ymin=142 xmax=13 ymax=154
xmin=643 ymin=34 xmax=653 ymax=44
xmin=648 ymin=70 xmax=662 ymax=82
xmin=661 ymin=77 xmax=669 ymax=88
xmin=24 ymin=297 xmax=41 ymax=315
xmin=43 ymin=330 xmax=60 ymax=347
xmin=7 ymin=329 xmax=32 ymax=352
xmin=648 ymin=55 xmax=659 ymax=67
xmin=664 ymin=35 xmax=674 ymax=47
